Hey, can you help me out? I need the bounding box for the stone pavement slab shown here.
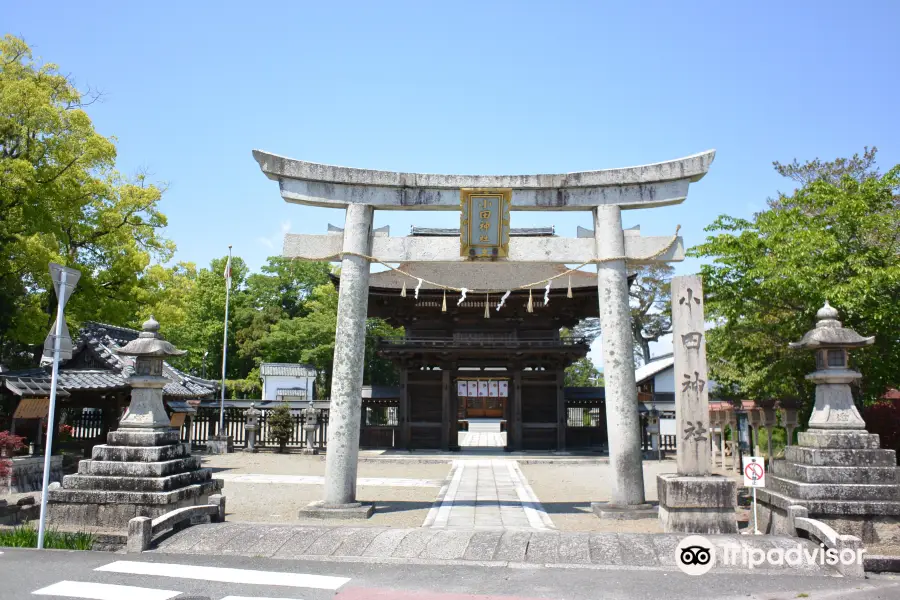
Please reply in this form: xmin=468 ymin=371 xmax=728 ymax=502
xmin=150 ymin=523 xmax=843 ymax=577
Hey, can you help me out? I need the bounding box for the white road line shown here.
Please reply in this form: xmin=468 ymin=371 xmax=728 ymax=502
xmin=32 ymin=581 xmax=180 ymax=600
xmin=215 ymin=473 xmax=441 ymax=487
xmin=220 ymin=597 xmax=301 ymax=600
xmin=95 ymin=561 xmax=349 ymax=590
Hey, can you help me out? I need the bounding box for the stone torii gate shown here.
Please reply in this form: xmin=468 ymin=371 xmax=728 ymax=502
xmin=253 ymin=149 xmax=715 ymax=518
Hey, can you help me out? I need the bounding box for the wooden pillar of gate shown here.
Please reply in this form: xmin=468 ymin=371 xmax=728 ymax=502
xmin=441 ymin=369 xmax=451 ymax=451
xmin=509 ymin=367 xmax=523 ymax=451
xmin=556 ymin=368 xmax=566 ymax=452
xmin=448 ymin=366 xmax=460 ymax=451
xmin=398 ymin=365 xmax=409 ymax=449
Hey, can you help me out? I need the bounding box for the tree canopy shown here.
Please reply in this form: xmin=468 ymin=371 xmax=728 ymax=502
xmin=0 ymin=34 xmax=171 ymax=366
xmin=690 ymin=149 xmax=900 ymax=406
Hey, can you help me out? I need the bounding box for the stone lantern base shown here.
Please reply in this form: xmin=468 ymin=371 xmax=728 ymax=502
xmin=47 ymin=428 xmax=221 ymax=531
xmin=657 ymin=473 xmax=738 ymax=534
xmin=756 ymin=429 xmax=900 ymax=544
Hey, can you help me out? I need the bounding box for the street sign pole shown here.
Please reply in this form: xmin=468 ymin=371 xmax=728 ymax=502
xmin=36 ymin=263 xmax=80 ymax=550
xmin=37 ymin=269 xmax=66 ymax=550
xmin=742 ymin=455 xmax=766 ymax=536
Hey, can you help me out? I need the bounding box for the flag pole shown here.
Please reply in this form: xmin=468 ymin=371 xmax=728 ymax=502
xmin=218 ymin=245 xmax=232 ymax=436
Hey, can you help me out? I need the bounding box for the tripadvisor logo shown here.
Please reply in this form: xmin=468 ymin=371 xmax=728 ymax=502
xmin=675 ymin=535 xmax=867 ymax=575
xmin=676 ymin=535 xmax=716 ymax=576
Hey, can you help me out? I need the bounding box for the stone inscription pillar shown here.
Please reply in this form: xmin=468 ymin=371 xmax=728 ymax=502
xmin=671 ymin=275 xmax=711 ymax=475
xmin=322 ymin=203 xmax=374 ymax=509
xmin=593 ymin=205 xmax=645 ymax=506
xmin=657 ymin=275 xmax=736 ymax=533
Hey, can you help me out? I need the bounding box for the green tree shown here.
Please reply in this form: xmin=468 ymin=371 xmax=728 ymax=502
xmin=267 ymin=402 xmax=294 ymax=453
xmin=690 ymin=150 xmax=900 ymax=406
xmin=0 ymin=35 xmax=172 ymax=366
xmin=574 ymin=264 xmax=675 ymax=366
xmin=565 ymin=358 xmax=604 ymax=387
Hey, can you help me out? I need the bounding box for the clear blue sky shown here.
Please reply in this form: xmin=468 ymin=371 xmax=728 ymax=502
xmin=8 ymin=1 xmax=900 ymax=363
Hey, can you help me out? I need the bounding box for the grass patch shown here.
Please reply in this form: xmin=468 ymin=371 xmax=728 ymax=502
xmin=0 ymin=522 xmax=93 ymax=550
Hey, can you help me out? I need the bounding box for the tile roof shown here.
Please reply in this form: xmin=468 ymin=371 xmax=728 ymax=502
xmin=0 ymin=322 xmax=217 ymax=399
xmin=2 ymin=377 xmax=70 ymax=398
xmin=634 ymin=354 xmax=675 ymax=385
xmin=260 ymin=363 xmax=317 ymax=377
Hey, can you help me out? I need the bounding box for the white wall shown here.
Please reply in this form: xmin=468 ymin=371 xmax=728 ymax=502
xmin=660 ymin=417 xmax=676 ymax=436
xmin=654 ymin=369 xmax=675 ymax=393
xmin=261 ymin=374 xmax=315 ymax=401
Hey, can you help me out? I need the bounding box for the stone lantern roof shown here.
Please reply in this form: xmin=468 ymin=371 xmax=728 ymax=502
xmin=115 ymin=316 xmax=187 ymax=358
xmin=788 ymin=302 xmax=875 ymax=350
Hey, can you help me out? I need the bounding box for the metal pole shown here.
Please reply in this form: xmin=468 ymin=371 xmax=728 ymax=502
xmin=753 ymin=486 xmax=759 ymax=534
xmin=37 ymin=269 xmax=66 ymax=549
xmin=218 ymin=246 xmax=232 ymax=435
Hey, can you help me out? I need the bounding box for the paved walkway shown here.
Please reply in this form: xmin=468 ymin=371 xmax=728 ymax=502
xmin=423 ymin=460 xmax=554 ymax=530
xmin=151 ymin=523 xmax=839 ymax=576
xmin=459 ymin=418 xmax=507 ymax=448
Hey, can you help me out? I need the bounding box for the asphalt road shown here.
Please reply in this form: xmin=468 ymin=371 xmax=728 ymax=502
xmin=1 ymin=548 xmax=898 ymax=600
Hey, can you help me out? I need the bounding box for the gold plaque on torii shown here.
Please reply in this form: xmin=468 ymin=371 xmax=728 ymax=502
xmin=459 ymin=188 xmax=511 ymax=259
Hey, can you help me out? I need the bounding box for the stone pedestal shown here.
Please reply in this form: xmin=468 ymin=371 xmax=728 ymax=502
xmin=591 ymin=501 xmax=657 ymax=520
xmin=207 ymin=435 xmax=234 ymax=454
xmin=244 ymin=428 xmax=258 ymax=453
xmin=657 ymin=473 xmax=738 ymax=534
xmin=47 ymin=428 xmax=221 ymax=531
xmin=757 ymin=429 xmax=900 ymax=544
xmin=299 ymin=501 xmax=374 ymax=520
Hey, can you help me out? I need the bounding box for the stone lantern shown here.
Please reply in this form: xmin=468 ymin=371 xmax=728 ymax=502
xmin=778 ymin=398 xmax=801 ymax=446
xmin=788 ymin=301 xmax=873 ymax=431
xmin=646 ymin=408 xmax=661 ymax=458
xmin=46 ymin=316 xmax=222 ymax=533
xmin=302 ymin=398 xmax=319 ymax=455
xmin=117 ymin=316 xmax=186 ymax=429
xmin=756 ymin=302 xmax=900 ymax=544
xmin=244 ymin=403 xmax=261 ymax=453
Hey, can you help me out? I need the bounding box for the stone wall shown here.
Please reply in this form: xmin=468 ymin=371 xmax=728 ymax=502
xmin=0 ymin=456 xmax=63 ymax=494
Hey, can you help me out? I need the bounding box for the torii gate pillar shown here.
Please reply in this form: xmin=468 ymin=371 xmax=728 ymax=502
xmin=316 ymin=204 xmax=374 ymax=515
xmin=593 ymin=205 xmax=647 ymax=508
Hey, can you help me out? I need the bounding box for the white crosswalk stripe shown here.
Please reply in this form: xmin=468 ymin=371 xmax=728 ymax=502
xmin=95 ymin=560 xmax=350 ymax=590
xmin=220 ymin=597 xmax=301 ymax=600
xmin=32 ymin=580 xmax=180 ymax=600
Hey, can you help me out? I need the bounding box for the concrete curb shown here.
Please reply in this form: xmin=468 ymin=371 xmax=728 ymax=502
xmin=865 ymin=555 xmax=900 ymax=573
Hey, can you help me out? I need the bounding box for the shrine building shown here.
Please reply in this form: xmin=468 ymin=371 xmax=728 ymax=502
xmin=352 ymin=226 xmax=619 ymax=452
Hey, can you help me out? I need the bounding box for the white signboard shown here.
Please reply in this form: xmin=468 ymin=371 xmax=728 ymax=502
xmin=457 ymin=381 xmax=467 ymax=397
xmin=488 ymin=380 xmax=499 ymax=397
xmin=743 ymin=456 xmax=766 ymax=488
xmin=467 ymin=381 xmax=478 ymax=397
xmin=498 ymin=381 xmax=509 ymax=397
xmin=478 ymin=381 xmax=489 ymax=397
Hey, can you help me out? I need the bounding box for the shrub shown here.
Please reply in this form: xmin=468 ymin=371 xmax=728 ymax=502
xmin=0 ymin=523 xmax=93 ymax=550
xmin=0 ymin=431 xmax=26 ymax=478
xmin=268 ymin=403 xmax=294 ymax=453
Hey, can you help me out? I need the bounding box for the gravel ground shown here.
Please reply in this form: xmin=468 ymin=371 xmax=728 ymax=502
xmin=201 ymin=451 xmax=451 ymax=528
xmin=523 ymin=458 xmax=679 ymax=533
xmin=202 ymin=452 xmax=749 ymax=533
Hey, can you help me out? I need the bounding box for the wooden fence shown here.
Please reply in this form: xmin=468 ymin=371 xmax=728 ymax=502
xmin=183 ymin=407 xmax=330 ymax=450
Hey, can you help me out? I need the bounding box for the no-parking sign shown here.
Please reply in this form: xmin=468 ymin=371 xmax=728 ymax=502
xmin=742 ymin=456 xmax=766 ymax=488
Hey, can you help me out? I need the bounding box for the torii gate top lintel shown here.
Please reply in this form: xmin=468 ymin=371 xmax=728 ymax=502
xmin=252 ymin=149 xmax=715 ymax=211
